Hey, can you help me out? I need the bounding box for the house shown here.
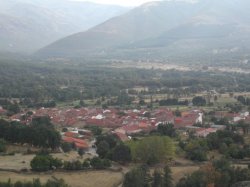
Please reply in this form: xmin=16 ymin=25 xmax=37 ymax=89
xmin=174 ymin=117 xmax=193 ymax=128
xmin=62 ymin=136 xmax=89 ymax=150
xmin=113 ymin=132 xmax=130 ymax=142
xmin=174 ymin=110 xmax=203 ymax=129
xmin=115 ymin=125 xmax=142 ymax=135
xmin=153 ymin=109 xmax=175 ymax=124
xmin=64 ymin=131 xmax=79 ymax=138
xmin=195 ymin=128 xmax=218 ymax=137
xmin=0 ymin=106 xmax=6 ymax=115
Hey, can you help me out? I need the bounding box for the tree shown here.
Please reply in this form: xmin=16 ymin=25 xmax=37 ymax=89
xmin=44 ymin=179 xmax=69 ymax=187
xmin=163 ymin=166 xmax=173 ymax=187
xmin=96 ymin=134 xmax=119 ymax=151
xmin=184 ymin=139 xmax=208 ymax=162
xmin=0 ymin=178 xmax=69 ymax=187
xmin=238 ymin=120 xmax=250 ymax=135
xmin=0 ymin=139 xmax=6 ymax=153
xmin=117 ymin=91 xmax=132 ymax=106
xmin=127 ymin=136 xmax=175 ymax=164
xmin=30 ymin=154 xmax=62 ymax=171
xmin=63 ymin=160 xmax=82 ymax=170
xmin=214 ymin=95 xmax=218 ymax=102
xmin=157 ymin=124 xmax=176 ymax=137
xmin=87 ymin=126 xmax=102 ymax=136
xmin=62 ymin=128 xmax=68 ymax=132
xmin=192 ymin=96 xmax=206 ymax=106
xmin=174 ymin=109 xmax=182 ymax=117
xmin=30 ymin=155 xmax=51 ymax=172
xmin=96 ymin=141 xmax=110 ymax=158
xmin=237 ymin=96 xmax=246 ymax=105
xmin=7 ymin=102 xmax=20 ymax=115
xmin=152 ymin=169 xmax=163 ymax=187
xmin=176 ymin=170 xmax=207 ymax=187
xmin=79 ymin=100 xmax=86 ymax=107
xmin=82 ymin=160 xmax=90 ymax=169
xmin=78 ymin=148 xmax=85 ymax=157
xmin=112 ymin=144 xmax=131 ymax=163
xmin=90 ymin=157 xmax=111 ymax=169
xmin=139 ymin=99 xmax=146 ymax=106
xmin=123 ymin=165 xmax=151 ymax=187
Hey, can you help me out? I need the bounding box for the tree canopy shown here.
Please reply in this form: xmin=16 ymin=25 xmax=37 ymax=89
xmin=127 ymin=136 xmax=175 ymax=164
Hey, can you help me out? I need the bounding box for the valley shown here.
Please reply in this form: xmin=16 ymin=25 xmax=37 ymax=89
xmin=1 ymin=0 xmax=250 ymax=186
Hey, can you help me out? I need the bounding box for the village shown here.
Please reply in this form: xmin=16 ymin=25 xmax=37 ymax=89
xmin=2 ymin=105 xmax=249 ymax=153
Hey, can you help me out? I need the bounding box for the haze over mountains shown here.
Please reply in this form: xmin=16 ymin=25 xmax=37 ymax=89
xmin=37 ymin=0 xmax=250 ymax=63
xmin=0 ymin=0 xmax=128 ymax=53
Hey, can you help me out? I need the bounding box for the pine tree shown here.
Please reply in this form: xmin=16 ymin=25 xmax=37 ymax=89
xmin=163 ymin=166 xmax=173 ymax=187
xmin=152 ymin=169 xmax=163 ymax=187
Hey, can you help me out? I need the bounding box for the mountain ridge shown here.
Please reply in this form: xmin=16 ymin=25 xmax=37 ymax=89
xmin=0 ymin=0 xmax=129 ymax=53
xmin=37 ymin=0 xmax=250 ymax=62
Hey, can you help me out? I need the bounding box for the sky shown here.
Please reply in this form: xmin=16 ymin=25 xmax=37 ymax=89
xmin=72 ymin=0 xmax=162 ymax=6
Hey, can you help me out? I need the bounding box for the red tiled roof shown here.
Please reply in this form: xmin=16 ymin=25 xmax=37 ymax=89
xmin=64 ymin=131 xmax=78 ymax=138
xmin=139 ymin=121 xmax=149 ymax=128
xmin=195 ymin=128 xmax=217 ymax=137
xmin=63 ymin=137 xmax=89 ymax=149
xmin=121 ymin=125 xmax=142 ymax=134
xmin=114 ymin=132 xmax=129 ymax=142
xmin=174 ymin=117 xmax=195 ymax=128
xmin=75 ymin=142 xmax=89 ymax=149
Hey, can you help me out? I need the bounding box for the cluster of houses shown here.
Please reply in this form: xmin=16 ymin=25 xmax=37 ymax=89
xmin=6 ymin=106 xmax=250 ymax=149
xmin=214 ymin=111 xmax=250 ymax=123
xmin=0 ymin=106 xmax=7 ymax=115
xmin=62 ymin=128 xmax=92 ymax=151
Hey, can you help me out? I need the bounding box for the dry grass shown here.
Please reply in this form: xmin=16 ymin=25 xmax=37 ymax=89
xmin=171 ymin=166 xmax=200 ymax=184
xmin=0 ymin=171 xmax=123 ymax=187
xmin=0 ymin=154 xmax=33 ymax=170
xmin=6 ymin=144 xmax=39 ymax=154
xmin=51 ymin=152 xmax=93 ymax=162
xmin=0 ymin=152 xmax=92 ymax=170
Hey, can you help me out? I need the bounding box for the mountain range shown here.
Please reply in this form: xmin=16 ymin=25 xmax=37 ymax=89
xmin=37 ymin=0 xmax=250 ymax=63
xmin=0 ymin=0 xmax=128 ymax=53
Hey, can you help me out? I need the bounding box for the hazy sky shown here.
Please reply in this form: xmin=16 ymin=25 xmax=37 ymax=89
xmin=73 ymin=0 xmax=161 ymax=6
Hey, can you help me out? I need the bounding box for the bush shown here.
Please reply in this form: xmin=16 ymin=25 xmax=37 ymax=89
xmin=63 ymin=160 xmax=82 ymax=170
xmin=82 ymin=160 xmax=90 ymax=169
xmin=192 ymin=96 xmax=206 ymax=106
xmin=0 ymin=139 xmax=6 ymax=153
xmin=112 ymin=144 xmax=131 ymax=163
xmin=61 ymin=142 xmax=72 ymax=153
xmin=0 ymin=178 xmax=69 ymax=187
xmin=31 ymin=154 xmax=62 ymax=171
xmin=90 ymin=157 xmax=111 ymax=169
xmin=31 ymin=155 xmax=51 ymax=172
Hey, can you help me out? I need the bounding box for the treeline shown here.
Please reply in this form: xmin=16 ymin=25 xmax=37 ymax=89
xmin=0 ymin=179 xmax=68 ymax=187
xmin=237 ymin=95 xmax=250 ymax=106
xmin=0 ymin=117 xmax=61 ymax=149
xmin=123 ymin=165 xmax=173 ymax=187
xmin=30 ymin=153 xmax=111 ymax=171
xmin=177 ymin=159 xmax=250 ymax=187
xmin=2 ymin=60 xmax=250 ymax=106
xmin=0 ymin=99 xmax=20 ymax=115
xmin=159 ymin=98 xmax=188 ymax=106
xmin=123 ymin=159 xmax=250 ymax=187
xmin=63 ymin=157 xmax=111 ymax=170
xmin=180 ymin=130 xmax=249 ymax=161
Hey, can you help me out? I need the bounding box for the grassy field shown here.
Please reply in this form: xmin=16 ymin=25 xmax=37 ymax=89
xmin=0 ymin=152 xmax=92 ymax=170
xmin=0 ymin=171 xmax=123 ymax=187
xmin=171 ymin=166 xmax=199 ymax=183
